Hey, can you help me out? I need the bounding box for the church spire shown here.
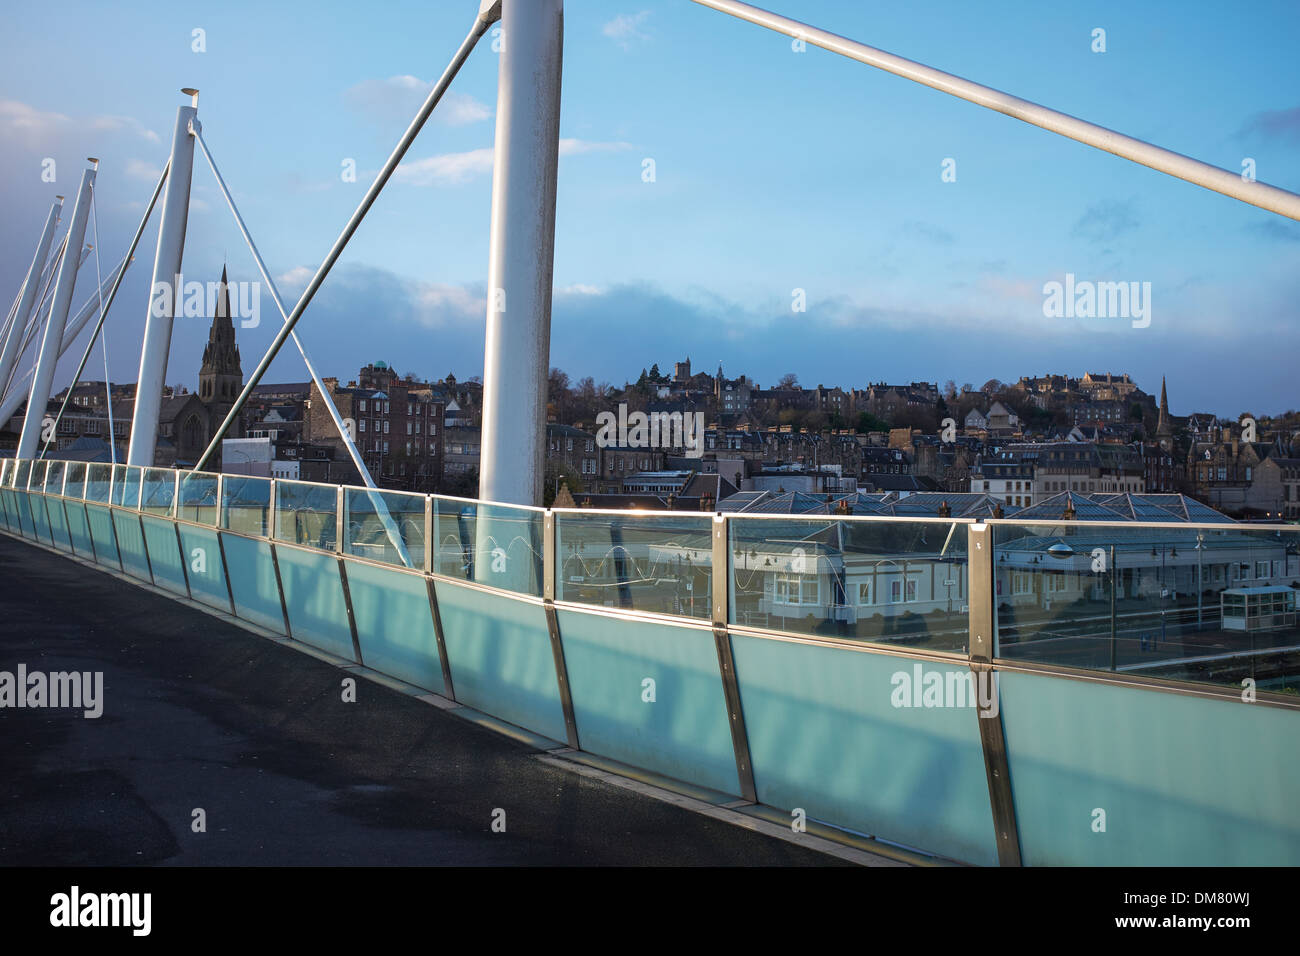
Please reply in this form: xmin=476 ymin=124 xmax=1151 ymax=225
xmin=1156 ymin=375 xmax=1171 ymax=443
xmin=199 ymin=267 xmax=243 ymax=405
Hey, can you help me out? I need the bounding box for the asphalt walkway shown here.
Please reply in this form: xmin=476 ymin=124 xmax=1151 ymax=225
xmin=0 ymin=533 xmax=860 ymax=866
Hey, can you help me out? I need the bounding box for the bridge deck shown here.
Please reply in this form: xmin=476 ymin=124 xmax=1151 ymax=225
xmin=0 ymin=535 xmax=879 ymax=866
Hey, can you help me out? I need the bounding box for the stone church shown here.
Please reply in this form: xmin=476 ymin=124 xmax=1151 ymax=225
xmin=155 ymin=266 xmax=244 ymax=466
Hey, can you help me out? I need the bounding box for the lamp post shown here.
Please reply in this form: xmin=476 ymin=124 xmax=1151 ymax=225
xmin=1195 ymin=532 xmax=1205 ymax=630
xmin=1108 ymin=544 xmax=1117 ymax=670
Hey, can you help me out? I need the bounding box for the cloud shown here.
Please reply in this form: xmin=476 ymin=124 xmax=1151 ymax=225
xmin=899 ymin=220 xmax=955 ymax=245
xmin=394 ymin=147 xmax=495 ymax=186
xmin=125 ymin=159 xmax=162 ymax=182
xmin=558 ymin=138 xmax=633 ymax=156
xmin=87 ymin=114 xmax=160 ymax=143
xmin=277 ymin=266 xmax=315 ymax=286
xmin=1246 ymin=219 xmax=1300 ymax=243
xmin=1238 ymin=105 xmax=1300 ymax=144
xmin=0 ymin=99 xmax=159 ymax=152
xmin=344 ymin=76 xmax=491 ymax=126
xmin=171 ymin=257 xmax=1300 ymax=419
xmin=603 ymin=11 xmax=652 ymax=49
xmin=1071 ymin=199 xmax=1140 ymax=243
xmin=394 ymin=139 xmax=633 ymax=186
xmin=0 ymin=99 xmax=71 ymax=146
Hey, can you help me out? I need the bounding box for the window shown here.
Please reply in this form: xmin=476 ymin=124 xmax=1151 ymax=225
xmin=858 ymin=582 xmax=872 ymax=605
xmin=775 ymin=574 xmax=819 ymax=606
xmin=1217 ymin=467 xmax=1227 ymax=481
xmin=1256 ymin=560 xmax=1270 ymax=579
xmin=415 ymin=422 xmax=421 ymax=435
xmin=566 ymin=438 xmax=573 ymax=452
xmin=1012 ymin=571 xmax=1033 ymax=595
xmin=359 ymin=399 xmax=367 ymax=412
xmin=383 ymin=441 xmax=389 ymax=453
xmin=383 ymin=421 xmax=390 ymax=434
xmin=889 ymin=579 xmax=918 ymax=602
xmin=585 ymin=439 xmax=594 ymax=452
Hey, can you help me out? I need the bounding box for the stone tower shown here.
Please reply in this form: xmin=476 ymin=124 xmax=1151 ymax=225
xmin=1155 ymin=375 xmax=1172 ymax=448
xmin=198 ymin=266 xmax=244 ymax=432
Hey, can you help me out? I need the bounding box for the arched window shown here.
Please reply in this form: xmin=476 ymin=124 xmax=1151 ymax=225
xmin=182 ymin=414 xmax=203 ymax=455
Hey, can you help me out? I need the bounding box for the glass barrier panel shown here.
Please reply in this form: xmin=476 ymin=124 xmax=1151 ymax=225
xmin=0 ymin=459 xmax=10 ymax=487
xmin=30 ymin=460 xmax=47 ymax=492
xmin=178 ymin=472 xmax=220 ymax=525
xmin=43 ymin=460 xmax=65 ymax=494
xmin=276 ymin=480 xmax=339 ymax=550
xmin=141 ymin=468 xmax=176 ymax=516
xmin=431 ymin=497 xmax=542 ymax=596
xmin=112 ymin=464 xmax=143 ymax=508
xmin=729 ymin=516 xmax=970 ymax=653
xmin=221 ymin=475 xmax=271 ymax=537
xmin=13 ymin=460 xmax=32 ymax=491
xmin=84 ymin=463 xmax=112 ymax=503
xmin=344 ymin=488 xmax=424 ymax=568
xmin=556 ymin=511 xmax=713 ymax=619
xmin=63 ymin=462 xmax=86 ymax=499
xmin=992 ymin=522 xmax=1300 ymax=691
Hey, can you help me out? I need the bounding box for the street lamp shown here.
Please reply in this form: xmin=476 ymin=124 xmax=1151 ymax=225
xmin=1051 ymin=538 xmax=1117 ymax=670
xmin=1195 ymin=532 xmax=1205 ymax=629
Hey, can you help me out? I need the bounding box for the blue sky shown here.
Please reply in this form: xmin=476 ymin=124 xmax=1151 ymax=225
xmin=2 ymin=0 xmax=1298 ymax=417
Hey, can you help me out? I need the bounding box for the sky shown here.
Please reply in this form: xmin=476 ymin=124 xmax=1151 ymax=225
xmin=1 ymin=0 xmax=1298 ymax=418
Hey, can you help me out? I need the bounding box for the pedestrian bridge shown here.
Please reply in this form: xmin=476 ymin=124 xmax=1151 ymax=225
xmin=3 ymin=456 xmax=1297 ymax=866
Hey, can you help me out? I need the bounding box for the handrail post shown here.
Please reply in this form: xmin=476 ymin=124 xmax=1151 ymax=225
xmin=968 ymin=521 xmax=1022 ymax=866
xmin=712 ymin=513 xmax=757 ymax=803
xmin=335 ymin=484 xmax=345 ymax=555
xmin=543 ymin=509 xmax=579 ymax=749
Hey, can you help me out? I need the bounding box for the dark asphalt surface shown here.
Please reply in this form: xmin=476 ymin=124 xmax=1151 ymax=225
xmin=0 ymin=534 xmax=846 ymax=866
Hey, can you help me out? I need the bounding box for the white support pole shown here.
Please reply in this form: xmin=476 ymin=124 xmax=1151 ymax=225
xmin=17 ymin=163 xmax=96 ymax=458
xmin=691 ymin=0 xmax=1300 ymax=221
xmin=128 ymin=89 xmax=198 ymax=467
xmin=0 ymin=198 xmax=62 ymax=402
xmin=478 ymin=0 xmax=564 ymax=507
xmin=0 ymin=260 xmax=126 ymax=428
xmin=1 ymin=243 xmax=90 ymax=403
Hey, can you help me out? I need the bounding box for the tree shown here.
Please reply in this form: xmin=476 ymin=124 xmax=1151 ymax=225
xmin=855 ymin=411 xmax=891 ymax=433
xmin=943 ymin=380 xmax=958 ymax=401
xmin=649 ymin=363 xmax=662 ymax=383
xmin=777 ymin=372 xmax=799 ymax=389
xmin=544 ymin=459 xmax=584 ymax=507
